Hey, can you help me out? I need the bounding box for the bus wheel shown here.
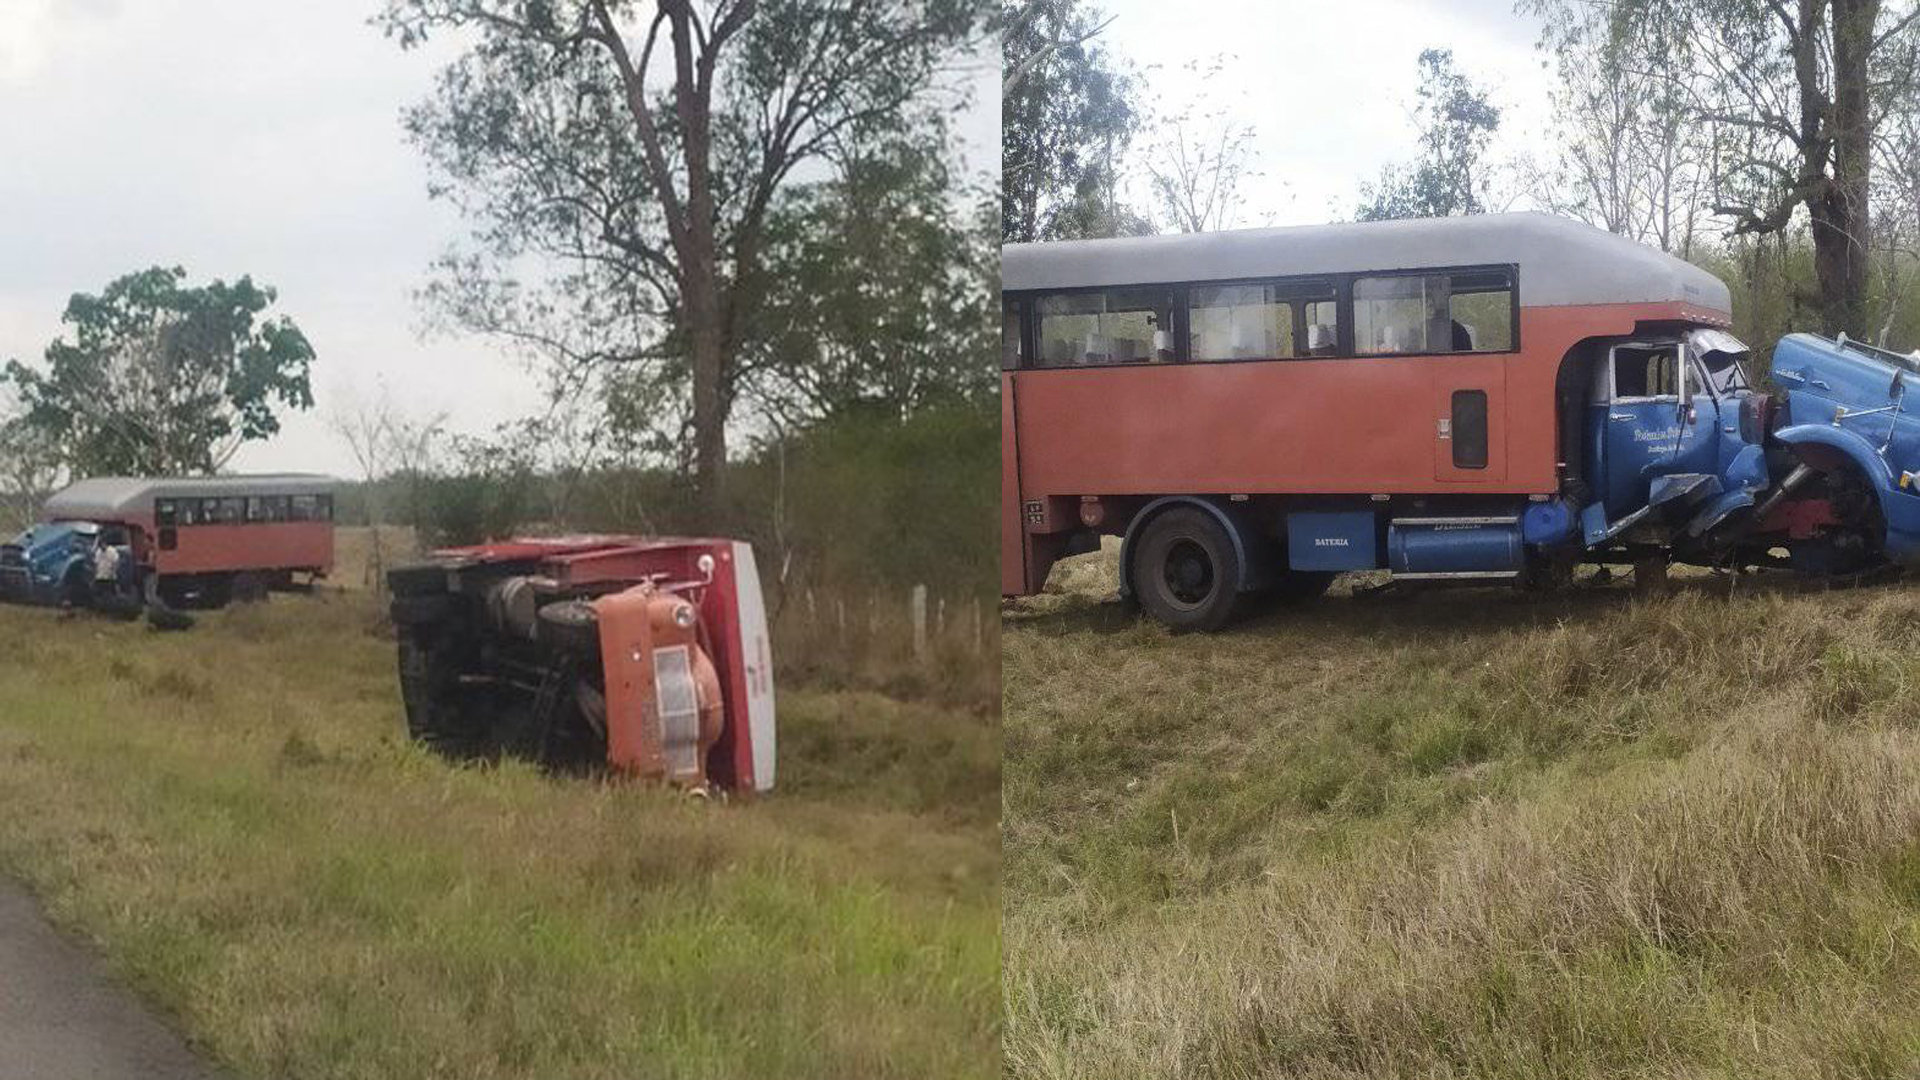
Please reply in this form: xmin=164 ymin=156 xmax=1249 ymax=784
xmin=1131 ymin=507 xmax=1245 ymax=632
xmin=232 ymin=572 xmax=269 ymax=603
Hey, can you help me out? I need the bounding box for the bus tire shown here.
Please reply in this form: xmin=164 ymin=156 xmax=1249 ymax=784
xmin=231 ymin=572 xmax=269 ymax=603
xmin=1131 ymin=507 xmax=1246 ymax=632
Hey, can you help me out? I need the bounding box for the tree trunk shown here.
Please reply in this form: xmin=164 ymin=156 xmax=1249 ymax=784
xmin=1814 ymin=0 xmax=1878 ymax=337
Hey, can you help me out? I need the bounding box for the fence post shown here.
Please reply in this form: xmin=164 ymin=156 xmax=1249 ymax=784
xmin=911 ymin=584 xmax=928 ymax=664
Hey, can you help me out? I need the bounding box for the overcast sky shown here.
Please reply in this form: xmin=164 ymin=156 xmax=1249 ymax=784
xmin=0 ymin=0 xmax=997 ymax=477
xmin=1095 ymin=0 xmax=1554 ymax=227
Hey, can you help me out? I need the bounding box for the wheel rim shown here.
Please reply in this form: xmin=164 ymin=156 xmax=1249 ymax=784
xmin=1160 ymin=537 xmax=1215 ymax=608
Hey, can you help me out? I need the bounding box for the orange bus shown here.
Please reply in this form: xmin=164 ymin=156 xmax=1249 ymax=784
xmin=42 ymin=474 xmax=337 ymax=607
xmin=1002 ymin=212 xmax=1744 ymax=629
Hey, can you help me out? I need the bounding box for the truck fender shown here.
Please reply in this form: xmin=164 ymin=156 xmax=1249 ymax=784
xmin=1117 ymin=496 xmax=1272 ymax=600
xmin=1774 ymin=423 xmax=1920 ymax=558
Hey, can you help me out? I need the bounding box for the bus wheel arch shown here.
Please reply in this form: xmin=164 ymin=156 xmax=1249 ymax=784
xmin=1120 ymin=498 xmax=1265 ymax=631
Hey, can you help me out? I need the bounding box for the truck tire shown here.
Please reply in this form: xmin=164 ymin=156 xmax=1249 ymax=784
xmin=1131 ymin=507 xmax=1246 ymax=632
xmin=537 ymin=600 xmax=602 ymax=654
xmin=60 ymin=564 xmax=92 ymax=608
xmin=397 ymin=632 xmax=488 ymax=759
xmin=391 ymin=592 xmax=453 ymax=627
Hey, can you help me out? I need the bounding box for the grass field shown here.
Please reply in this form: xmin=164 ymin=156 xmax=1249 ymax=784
xmin=0 ymin=556 xmax=999 ymax=1077
xmin=1005 ymin=544 xmax=1920 ymax=1078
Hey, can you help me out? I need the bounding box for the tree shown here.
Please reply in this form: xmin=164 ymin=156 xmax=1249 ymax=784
xmin=0 ymin=409 xmax=61 ymax=532
xmin=1525 ymin=0 xmax=1712 ymax=256
xmin=1355 ymin=49 xmax=1501 ymax=221
xmin=1001 ymin=0 xmax=1148 ymax=241
xmin=1143 ymin=65 xmax=1262 ymax=233
xmin=1662 ymin=0 xmax=1920 ymax=336
xmin=741 ymin=139 xmax=998 ymax=425
xmin=381 ymin=0 xmax=985 ymax=521
xmin=2 ymin=267 xmax=314 ymax=477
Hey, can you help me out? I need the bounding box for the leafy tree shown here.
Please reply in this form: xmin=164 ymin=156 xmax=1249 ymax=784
xmin=1356 ymin=49 xmax=1501 ymax=221
xmin=380 ymin=0 xmax=987 ymax=521
xmin=1002 ymin=0 xmax=1149 ymax=241
xmin=1660 ymin=0 xmax=1920 ymax=337
xmin=741 ymin=138 xmax=998 ymax=425
xmin=1524 ymin=0 xmax=1711 ymax=255
xmin=2 ymin=267 xmax=314 ymax=476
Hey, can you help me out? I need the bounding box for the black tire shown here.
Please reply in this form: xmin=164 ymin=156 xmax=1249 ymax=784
xmin=144 ymin=604 xmax=194 ymax=631
xmin=537 ymin=600 xmax=602 ymax=654
xmin=390 ymin=592 xmax=453 ymax=627
xmin=231 ymin=572 xmax=268 ymax=604
xmin=1130 ymin=507 xmax=1247 ymax=632
xmin=61 ymin=564 xmax=92 ymax=608
xmin=397 ymin=632 xmax=489 ymax=759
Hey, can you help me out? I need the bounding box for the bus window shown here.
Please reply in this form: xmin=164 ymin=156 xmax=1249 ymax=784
xmin=1303 ymin=300 xmax=1340 ymax=356
xmin=1355 ymin=274 xmax=1446 ymax=355
xmin=156 ymin=499 xmax=178 ymax=526
xmin=318 ymin=495 xmax=334 ymax=521
xmin=1356 ymin=269 xmax=1513 ymax=355
xmin=1448 ymin=269 xmax=1514 ymax=351
xmin=1002 ymin=298 xmax=1025 ymax=370
xmin=218 ymin=497 xmax=245 ymax=524
xmin=290 ymin=495 xmax=317 ymax=521
xmin=201 ymin=498 xmax=222 ymax=524
xmin=1189 ymin=283 xmax=1296 ymax=360
xmin=1036 ymin=288 xmax=1176 ymax=366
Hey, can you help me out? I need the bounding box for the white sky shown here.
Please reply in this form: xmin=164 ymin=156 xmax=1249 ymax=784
xmin=0 ymin=0 xmax=997 ymax=477
xmin=1095 ymin=0 xmax=1555 ymax=227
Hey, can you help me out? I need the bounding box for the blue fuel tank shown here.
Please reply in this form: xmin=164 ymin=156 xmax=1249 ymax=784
xmin=1387 ymin=518 xmax=1524 ymax=576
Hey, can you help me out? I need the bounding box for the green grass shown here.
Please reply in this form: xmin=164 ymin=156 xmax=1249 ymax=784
xmin=0 ymin=590 xmax=999 ymax=1079
xmin=1005 ymin=550 xmax=1920 ymax=1078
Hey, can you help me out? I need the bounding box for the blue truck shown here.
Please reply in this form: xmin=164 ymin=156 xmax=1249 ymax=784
xmin=0 ymin=520 xmax=136 ymax=608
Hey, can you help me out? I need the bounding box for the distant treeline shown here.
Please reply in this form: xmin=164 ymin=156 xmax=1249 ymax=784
xmin=333 ymin=402 xmax=998 ymax=604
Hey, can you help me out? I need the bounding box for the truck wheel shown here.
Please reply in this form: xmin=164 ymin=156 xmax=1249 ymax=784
xmin=537 ymin=600 xmax=602 ymax=654
xmin=61 ymin=564 xmax=92 ymax=608
xmin=1131 ymin=507 xmax=1246 ymax=632
xmin=390 ymin=592 xmax=452 ymax=627
xmin=397 ymin=632 xmax=487 ymax=759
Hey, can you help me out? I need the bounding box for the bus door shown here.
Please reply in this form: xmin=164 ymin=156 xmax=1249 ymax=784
xmin=1432 ymin=356 xmax=1507 ymax=482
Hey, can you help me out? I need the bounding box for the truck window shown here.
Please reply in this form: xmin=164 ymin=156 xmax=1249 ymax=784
xmin=1036 ymin=288 xmax=1176 ymax=366
xmin=1613 ymin=345 xmax=1680 ymax=399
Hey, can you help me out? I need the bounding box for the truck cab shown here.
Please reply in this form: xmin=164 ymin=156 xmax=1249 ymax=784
xmin=1579 ymin=328 xmax=1769 ymax=549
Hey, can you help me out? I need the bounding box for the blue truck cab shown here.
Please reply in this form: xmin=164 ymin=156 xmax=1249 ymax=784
xmin=0 ymin=520 xmax=134 ymax=607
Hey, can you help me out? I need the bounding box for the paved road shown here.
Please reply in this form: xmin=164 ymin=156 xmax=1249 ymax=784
xmin=0 ymin=880 xmax=223 ymax=1079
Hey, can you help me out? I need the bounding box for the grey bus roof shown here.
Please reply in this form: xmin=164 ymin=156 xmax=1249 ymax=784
xmin=45 ymin=474 xmax=337 ymax=521
xmin=1002 ymin=212 xmax=1731 ymax=313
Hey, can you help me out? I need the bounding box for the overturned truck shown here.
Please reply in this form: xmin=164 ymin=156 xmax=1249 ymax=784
xmin=387 ymin=537 xmax=776 ymax=793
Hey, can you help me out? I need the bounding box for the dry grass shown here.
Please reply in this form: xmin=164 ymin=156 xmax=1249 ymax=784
xmin=0 ymin=586 xmax=999 ymax=1079
xmin=1004 ymin=546 xmax=1920 ymax=1079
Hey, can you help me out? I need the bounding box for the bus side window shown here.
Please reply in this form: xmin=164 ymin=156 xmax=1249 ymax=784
xmin=290 ymin=495 xmax=316 ymax=521
xmin=1447 ymin=269 xmax=1514 ymax=352
xmin=1036 ymin=289 xmax=1176 ymax=366
xmin=1189 ymin=284 xmax=1294 ymax=361
xmin=1303 ymin=299 xmax=1340 ymax=356
xmin=201 ymin=498 xmax=221 ymax=524
xmin=320 ymin=495 xmax=334 ymax=521
xmin=156 ymin=499 xmax=177 ymax=527
xmin=219 ymin=497 xmax=245 ymax=524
